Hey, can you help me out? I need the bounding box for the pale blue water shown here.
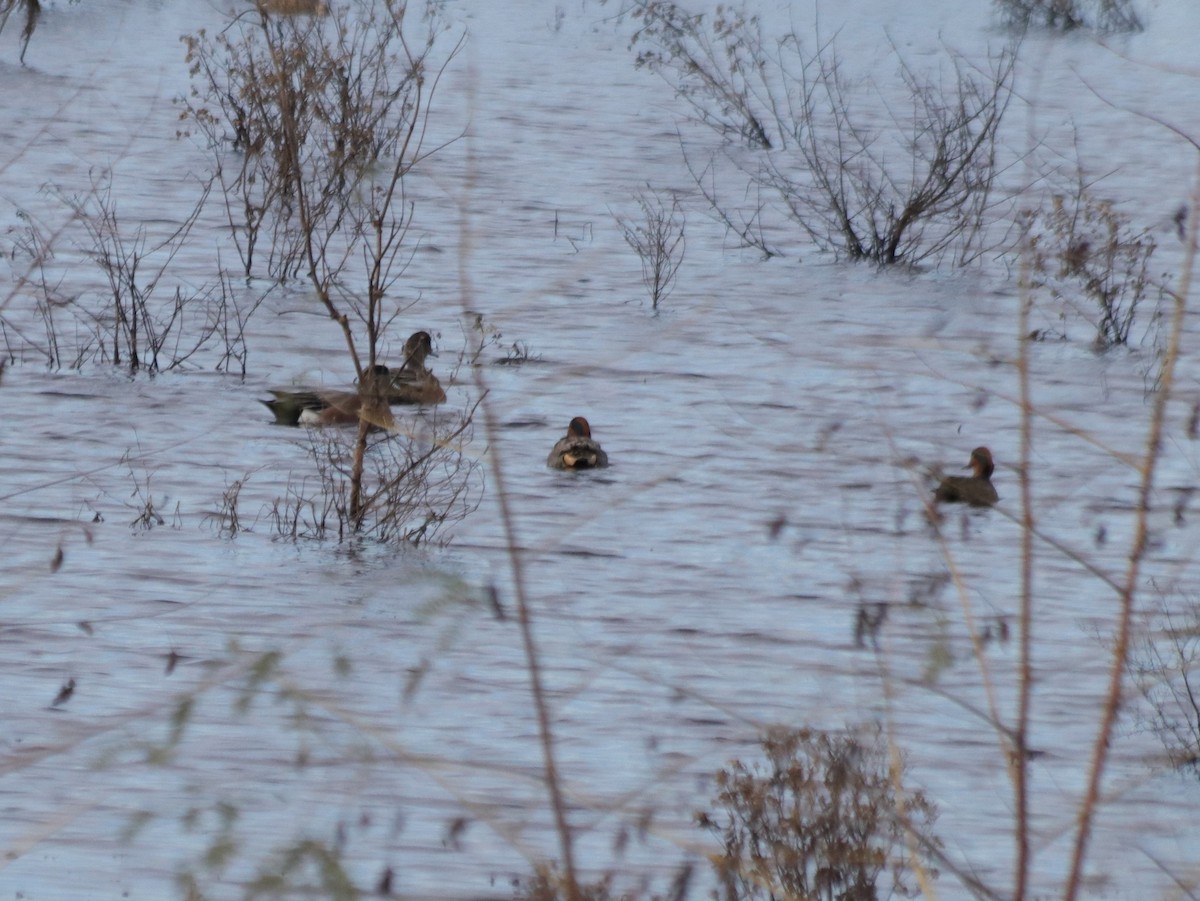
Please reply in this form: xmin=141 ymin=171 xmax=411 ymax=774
xmin=2 ymin=0 xmax=1199 ymax=898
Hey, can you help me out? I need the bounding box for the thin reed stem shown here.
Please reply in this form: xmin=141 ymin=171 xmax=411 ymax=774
xmin=1013 ymin=212 xmax=1036 ymax=901
xmin=457 ymin=118 xmax=581 ymax=899
xmin=474 ymin=383 xmax=580 ymax=899
xmin=1064 ymin=155 xmax=1200 ymax=901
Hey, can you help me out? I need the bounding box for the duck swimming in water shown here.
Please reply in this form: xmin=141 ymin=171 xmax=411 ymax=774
xmin=385 ymin=331 xmax=446 ymax=406
xmin=262 ymin=332 xmax=445 ymax=426
xmin=934 ymin=446 xmax=999 ymax=507
xmin=547 ymin=417 xmax=609 ymax=470
xmin=262 ymin=364 xmax=398 ymax=427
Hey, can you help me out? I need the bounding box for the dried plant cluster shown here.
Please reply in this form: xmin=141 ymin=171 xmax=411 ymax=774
xmin=180 ymin=2 xmax=447 ymax=284
xmin=618 ymin=187 xmax=686 ymax=309
xmin=1021 ymin=189 xmax=1160 ymax=348
xmin=993 ymin=0 xmax=1142 ymax=32
xmin=266 ymin=409 xmax=481 ymax=545
xmin=5 ymin=177 xmax=257 ymax=374
xmin=623 ymin=2 xmax=1016 ymax=267
xmin=516 ymin=865 xmax=624 ymax=901
xmin=1 ymin=0 xmax=476 ymax=545
xmin=179 ymin=1 xmax=469 ymax=538
xmin=1132 ymin=596 xmax=1200 ymax=777
xmin=698 ymin=727 xmax=938 ymax=901
xmin=7 ymin=2 xmax=1200 ymax=900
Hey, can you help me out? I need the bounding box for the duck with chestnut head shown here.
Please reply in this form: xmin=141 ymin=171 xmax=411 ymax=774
xmin=933 ymin=446 xmax=999 ymax=507
xmin=547 ymin=417 xmax=609 ymax=470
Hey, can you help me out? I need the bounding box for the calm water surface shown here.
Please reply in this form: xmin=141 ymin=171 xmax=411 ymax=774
xmin=2 ymin=0 xmax=1199 ymax=898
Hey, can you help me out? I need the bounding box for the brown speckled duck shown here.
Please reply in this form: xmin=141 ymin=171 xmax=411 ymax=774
xmin=934 ymin=446 xmax=999 ymax=507
xmin=262 ymin=332 xmax=445 ymax=426
xmin=386 ymin=331 xmax=446 ymax=406
xmin=262 ymin=364 xmax=397 ymax=427
xmin=547 ymin=417 xmax=609 ymax=470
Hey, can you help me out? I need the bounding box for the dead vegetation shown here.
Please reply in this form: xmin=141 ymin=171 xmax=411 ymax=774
xmin=699 ymin=726 xmax=939 ymax=901
xmin=994 ymin=0 xmax=1142 ymax=32
xmin=266 ymin=406 xmax=481 ymax=545
xmin=1020 ymin=183 xmax=1160 ymax=348
xmin=181 ymin=0 xmax=468 ymax=536
xmin=621 ymin=2 xmax=1016 ymax=266
xmin=4 ymin=176 xmax=261 ymax=374
xmin=617 ymin=186 xmax=686 ymax=310
xmin=7 ymin=4 xmax=1200 ymax=901
xmin=0 ymin=0 xmax=41 ymax=63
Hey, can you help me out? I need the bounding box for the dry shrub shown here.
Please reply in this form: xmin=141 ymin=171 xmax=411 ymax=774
xmin=623 ymin=1 xmax=1016 ymax=266
xmin=268 ymin=408 xmax=481 ymax=545
xmin=182 ymin=1 xmax=464 ymax=529
xmin=5 ymin=177 xmax=260 ymax=373
xmin=180 ymin=1 xmax=449 ymax=284
xmin=994 ymin=0 xmax=1141 ymax=32
xmin=514 ymin=862 xmax=694 ymax=901
xmin=257 ymin=0 xmax=328 ymax=15
xmin=617 ymin=186 xmax=686 ymax=310
xmin=1131 ymin=593 xmax=1200 ymax=777
xmin=698 ymin=726 xmax=938 ymax=901
xmin=1021 ymin=188 xmax=1159 ymax=348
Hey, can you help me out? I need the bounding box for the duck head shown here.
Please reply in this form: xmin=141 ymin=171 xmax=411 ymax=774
xmin=402 ymin=331 xmax=437 ymax=370
xmin=359 ymin=363 xmax=393 ymax=391
xmin=968 ymin=447 xmax=995 ymax=480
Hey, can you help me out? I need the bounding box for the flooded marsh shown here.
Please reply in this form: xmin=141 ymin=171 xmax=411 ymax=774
xmin=2 ymin=0 xmax=1200 ymax=898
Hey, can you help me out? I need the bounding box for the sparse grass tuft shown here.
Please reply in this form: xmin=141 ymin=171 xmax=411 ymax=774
xmin=204 ymin=475 xmax=252 ymax=537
